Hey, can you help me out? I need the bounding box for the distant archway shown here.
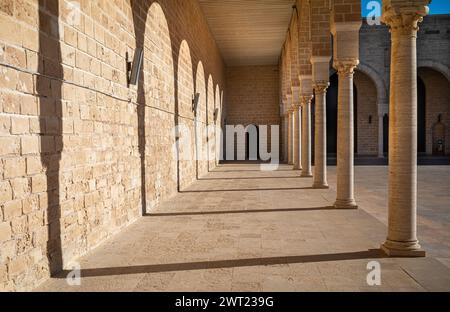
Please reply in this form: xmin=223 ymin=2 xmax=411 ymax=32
xmin=245 ymin=125 xmax=259 ymax=160
xmin=353 ymin=70 xmax=380 ymax=156
xmin=433 ymin=115 xmax=446 ymax=156
xmin=418 ymin=66 xmax=450 ymax=156
xmin=326 ymin=73 xmax=358 ymax=155
xmin=417 ymin=76 xmax=426 ymax=154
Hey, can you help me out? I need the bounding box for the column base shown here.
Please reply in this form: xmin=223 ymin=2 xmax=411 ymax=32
xmin=293 ymin=164 xmax=302 ymax=170
xmin=313 ymin=183 xmax=329 ymax=189
xmin=381 ymin=240 xmax=426 ymax=257
xmin=301 ymin=172 xmax=313 ymax=178
xmin=334 ymin=199 xmax=358 ymax=209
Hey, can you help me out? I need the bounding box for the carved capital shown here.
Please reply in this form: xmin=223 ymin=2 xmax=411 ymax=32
xmin=333 ymin=60 xmax=359 ymax=76
xmin=300 ymin=95 xmax=313 ymax=107
xmin=291 ymin=104 xmax=300 ymax=111
xmin=313 ymin=81 xmax=330 ymax=94
xmin=381 ymin=5 xmax=429 ymax=36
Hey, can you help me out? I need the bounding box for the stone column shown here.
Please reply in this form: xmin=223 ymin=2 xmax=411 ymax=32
xmin=331 ymin=21 xmax=361 ymax=209
xmin=310 ymin=58 xmax=330 ymax=188
xmin=292 ymin=105 xmax=301 ymax=170
xmin=285 ymin=115 xmax=289 ymax=162
xmin=300 ymin=96 xmax=313 ymax=177
xmin=292 ymin=87 xmax=302 ymax=170
xmin=378 ymin=114 xmax=385 ymax=158
xmin=313 ymin=83 xmax=329 ymax=188
xmin=381 ymin=1 xmax=429 ymax=257
xmin=287 ymin=95 xmax=293 ymax=165
xmin=334 ymin=61 xmax=358 ymax=209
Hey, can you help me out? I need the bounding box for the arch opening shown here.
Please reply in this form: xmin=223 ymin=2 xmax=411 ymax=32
xmin=418 ymin=67 xmax=450 ymax=156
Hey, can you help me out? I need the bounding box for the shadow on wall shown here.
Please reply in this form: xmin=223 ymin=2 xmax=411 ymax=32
xmin=37 ymin=0 xmax=63 ymax=276
xmin=130 ymin=1 xmax=224 ymax=211
xmin=130 ymin=0 xmax=183 ymax=214
xmin=130 ymin=0 xmax=149 ymax=216
xmin=28 ymin=0 xmax=223 ymax=280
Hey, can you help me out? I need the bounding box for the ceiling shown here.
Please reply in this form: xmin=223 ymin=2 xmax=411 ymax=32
xmin=198 ymin=0 xmax=295 ymax=66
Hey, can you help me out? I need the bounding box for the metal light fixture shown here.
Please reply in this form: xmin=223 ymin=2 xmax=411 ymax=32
xmin=127 ymin=48 xmax=144 ymax=86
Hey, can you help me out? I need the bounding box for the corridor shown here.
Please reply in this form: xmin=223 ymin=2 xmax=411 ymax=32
xmin=37 ymin=164 xmax=450 ymax=292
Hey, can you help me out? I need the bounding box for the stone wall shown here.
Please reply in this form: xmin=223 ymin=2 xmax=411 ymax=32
xmin=0 ymin=0 xmax=225 ymax=291
xmin=225 ymin=66 xmax=280 ymax=159
xmin=226 ymin=66 xmax=280 ymax=126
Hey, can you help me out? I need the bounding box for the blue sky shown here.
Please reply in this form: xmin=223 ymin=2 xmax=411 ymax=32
xmin=361 ymin=0 xmax=450 ymax=16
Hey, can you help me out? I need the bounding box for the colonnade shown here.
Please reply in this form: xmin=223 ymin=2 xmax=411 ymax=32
xmin=281 ymin=0 xmax=429 ymax=257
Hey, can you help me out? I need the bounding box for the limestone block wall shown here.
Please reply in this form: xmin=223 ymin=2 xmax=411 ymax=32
xmin=418 ymin=15 xmax=450 ymax=71
xmin=225 ymin=66 xmax=280 ymax=158
xmin=0 ymin=0 xmax=225 ymax=291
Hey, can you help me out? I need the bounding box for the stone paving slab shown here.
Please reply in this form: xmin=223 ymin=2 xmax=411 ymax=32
xmin=36 ymin=164 xmax=450 ymax=292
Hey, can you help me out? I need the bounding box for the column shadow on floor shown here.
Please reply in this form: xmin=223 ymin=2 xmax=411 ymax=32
xmin=56 ymin=249 xmax=386 ymax=278
xmin=198 ymin=176 xmax=305 ymax=181
xmin=144 ymin=206 xmax=337 ymax=217
xmin=180 ymin=187 xmax=316 ymax=193
xmin=213 ymin=169 xmax=296 ymax=173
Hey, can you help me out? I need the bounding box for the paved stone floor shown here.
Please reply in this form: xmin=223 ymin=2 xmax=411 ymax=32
xmin=37 ymin=163 xmax=450 ymax=292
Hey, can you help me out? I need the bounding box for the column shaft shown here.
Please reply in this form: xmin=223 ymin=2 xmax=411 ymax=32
xmin=293 ymin=106 xmax=302 ymax=170
xmin=313 ymin=86 xmax=329 ymax=188
xmin=284 ymin=115 xmax=289 ymax=162
xmin=287 ymin=111 xmax=293 ymax=165
xmin=334 ymin=64 xmax=357 ymax=209
xmin=378 ymin=114 xmax=384 ymax=158
xmin=301 ymin=98 xmax=312 ymax=177
xmin=381 ymin=7 xmax=427 ymax=256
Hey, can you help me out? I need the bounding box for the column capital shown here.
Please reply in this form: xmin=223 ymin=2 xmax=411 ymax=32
xmin=382 ymin=2 xmax=429 ymax=34
xmin=333 ymin=60 xmax=359 ymax=76
xmin=300 ymin=95 xmax=313 ymax=107
xmin=313 ymin=81 xmax=330 ymax=94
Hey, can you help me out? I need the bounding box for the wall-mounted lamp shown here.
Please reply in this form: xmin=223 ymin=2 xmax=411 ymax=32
xmin=127 ymin=48 xmax=144 ymax=86
xmin=213 ymin=108 xmax=219 ymax=122
xmin=192 ymin=93 xmax=200 ymax=115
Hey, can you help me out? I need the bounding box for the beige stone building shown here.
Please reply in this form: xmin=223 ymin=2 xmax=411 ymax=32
xmin=1 ymin=0 xmax=450 ymax=292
